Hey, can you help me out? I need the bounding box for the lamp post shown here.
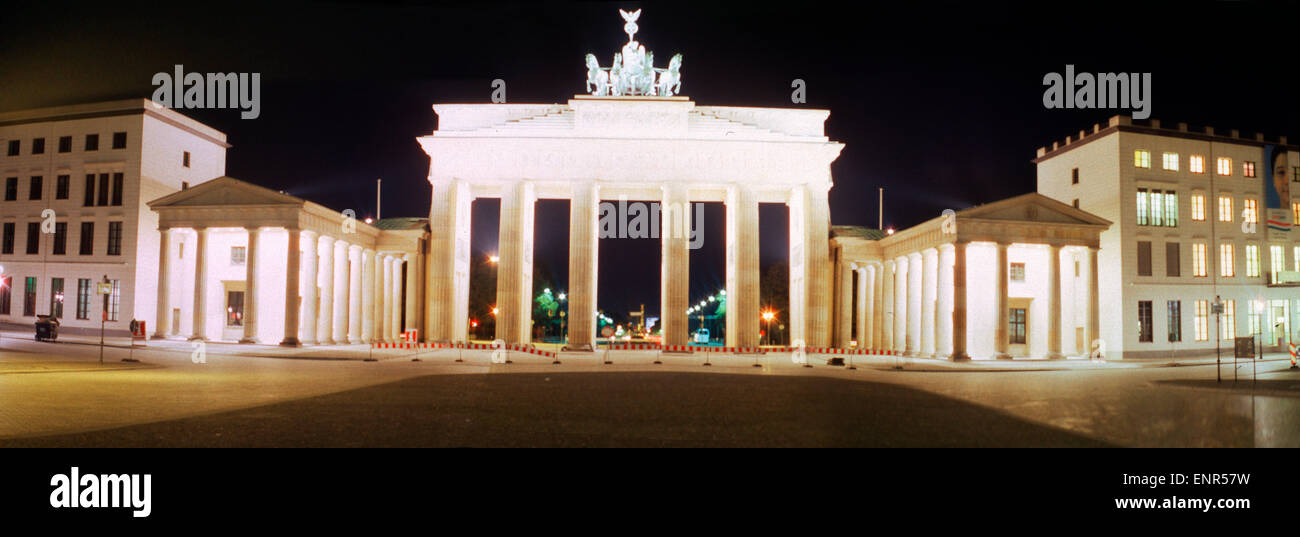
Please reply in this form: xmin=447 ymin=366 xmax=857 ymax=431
xmin=761 ymin=309 xmax=775 ymax=346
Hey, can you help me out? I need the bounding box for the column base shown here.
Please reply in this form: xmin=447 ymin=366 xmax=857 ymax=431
xmin=238 ymin=337 xmax=258 ymax=344
xmin=1045 ymin=352 xmax=1066 ymax=360
xmin=948 ymin=352 xmax=970 ymax=362
xmin=279 ymin=338 xmax=301 ymax=347
xmin=994 ymin=353 xmax=1013 ymax=360
xmin=562 ymin=344 xmax=594 ymax=352
xmin=349 ymin=338 xmax=363 ymax=345
xmin=150 ymin=333 xmax=169 ymax=340
xmin=187 ymin=335 xmax=206 ymax=342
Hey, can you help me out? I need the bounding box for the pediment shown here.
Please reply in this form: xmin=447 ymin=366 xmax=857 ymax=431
xmin=148 ymin=176 xmax=305 ymax=209
xmin=957 ymin=193 xmax=1111 ymax=226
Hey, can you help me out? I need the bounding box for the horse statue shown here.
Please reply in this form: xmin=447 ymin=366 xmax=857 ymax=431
xmin=585 ymin=54 xmax=609 ymax=96
xmin=610 ymin=52 xmax=623 ymax=96
xmin=655 ymin=53 xmax=683 ymax=97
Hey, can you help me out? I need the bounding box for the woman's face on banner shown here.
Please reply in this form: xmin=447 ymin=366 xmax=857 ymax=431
xmin=1275 ymin=152 xmax=1290 ymax=204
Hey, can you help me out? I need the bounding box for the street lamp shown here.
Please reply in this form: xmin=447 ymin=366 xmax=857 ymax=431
xmin=761 ymin=309 xmax=775 ymax=346
xmin=488 ymin=254 xmax=499 ymax=264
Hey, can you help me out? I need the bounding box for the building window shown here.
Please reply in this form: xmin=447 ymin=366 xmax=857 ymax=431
xmin=1294 ymin=246 xmax=1300 ymax=272
xmin=1218 ymin=195 xmax=1233 ymax=222
xmin=1009 ymin=262 xmax=1025 ymax=281
xmin=1270 ymin=245 xmax=1284 ymax=284
xmin=1223 ymin=300 xmax=1236 ymax=340
xmin=107 ymin=280 xmax=121 ymax=322
xmin=1293 ymin=203 xmax=1300 ymax=227
xmin=1192 ymin=194 xmax=1206 ymax=221
xmin=1217 ymin=157 xmax=1233 ymax=176
xmin=25 ymin=222 xmax=39 ymax=254
xmin=0 ymin=275 xmax=10 ymax=314
xmin=76 ymin=279 xmax=91 ymax=320
xmin=53 ymin=222 xmax=67 ymax=255
xmin=1162 ymin=152 xmax=1179 ymax=171
xmin=1136 ymin=189 xmax=1148 ymax=225
xmin=7 ymin=140 xmax=19 ymax=156
xmin=111 ymin=173 xmax=124 ymax=206
xmin=1243 ymin=199 xmax=1259 ymax=226
xmin=111 ymin=132 xmax=127 ymax=149
xmin=1190 ymin=155 xmax=1205 ymax=174
xmin=28 ymin=176 xmax=42 ymax=201
xmin=1167 ymin=301 xmax=1182 ymax=343
xmin=1244 ymin=161 xmax=1256 ymax=178
xmin=1072 ymin=199 xmax=1079 ymax=208
xmin=1193 ymin=243 xmax=1207 ymax=277
xmin=57 ymin=136 xmax=71 ymax=153
xmin=1134 ymin=150 xmax=1151 ymax=168
xmin=226 ymin=291 xmax=244 ymax=327
xmin=32 ymin=138 xmax=45 ymax=155
xmin=1149 ymin=190 xmax=1163 ymax=226
xmin=1166 ymin=242 xmax=1181 ymax=277
xmin=4 ymin=177 xmax=16 ymax=201
xmin=49 ymin=278 xmax=64 ymax=319
xmin=1009 ymin=308 xmax=1027 ymax=344
xmin=23 ymin=277 xmax=36 ymax=317
xmin=85 ymin=134 xmax=99 ymax=151
xmin=1194 ymin=300 xmax=1209 ymax=341
xmin=1294 ymin=167 xmax=1300 ymax=184
xmin=1245 ymin=244 xmax=1260 ymax=277
xmin=0 ymin=275 xmax=10 ymax=315
xmin=1138 ymin=301 xmax=1153 ymax=343
xmin=1071 ymin=168 xmax=1079 ymax=184
xmin=231 ymin=246 xmax=247 ymax=265
xmin=1220 ymin=243 xmax=1235 ymax=277
xmin=55 ymin=175 xmax=69 ymax=200
xmin=1164 ymin=191 xmax=1178 ymax=226
xmin=97 ymin=173 xmax=109 ymax=206
xmin=1 ymin=222 xmax=13 ymax=254
xmin=107 ymin=221 xmax=123 ymax=256
xmin=1137 ymin=241 xmax=1152 ymax=276
xmin=183 ymin=151 xmax=191 ymax=168
xmin=79 ymin=222 xmax=94 ymax=255
xmin=83 ymin=174 xmax=95 ymax=207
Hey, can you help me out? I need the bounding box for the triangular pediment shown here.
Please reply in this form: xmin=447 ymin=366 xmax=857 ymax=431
xmin=148 ymin=176 xmax=306 ymax=209
xmin=957 ymin=193 xmax=1111 ymax=226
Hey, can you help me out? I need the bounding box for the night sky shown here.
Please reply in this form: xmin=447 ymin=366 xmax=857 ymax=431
xmin=3 ymin=0 xmax=1297 ymax=322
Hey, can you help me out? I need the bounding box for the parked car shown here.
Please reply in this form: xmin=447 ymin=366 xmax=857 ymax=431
xmin=35 ymin=315 xmax=60 ymax=342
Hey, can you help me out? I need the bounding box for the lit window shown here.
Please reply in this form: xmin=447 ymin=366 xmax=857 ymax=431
xmin=1243 ymin=199 xmax=1258 ymax=225
xmin=1270 ymin=245 xmax=1283 ymax=284
xmin=1294 ymin=202 xmax=1300 ymax=228
xmin=107 ymin=280 xmax=121 ymax=322
xmin=1190 ymin=155 xmax=1205 ymax=174
xmin=1244 ymin=162 xmax=1256 ymax=178
xmin=1164 ymin=191 xmax=1178 ymax=227
xmin=1136 ymin=189 xmax=1149 ymax=225
xmin=1217 ymin=157 xmax=1233 ymax=176
xmin=1222 ymin=300 xmax=1236 ymax=340
xmin=1134 ymin=150 xmax=1151 ymax=169
xmin=1149 ymin=190 xmax=1163 ymax=226
xmin=1294 ymin=246 xmax=1300 ymax=272
xmin=1220 ymin=243 xmax=1235 ymax=277
xmin=1162 ymin=152 xmax=1179 ymax=171
xmin=1009 ymin=263 xmax=1026 ymax=281
xmin=1218 ymin=195 xmax=1233 ymax=222
xmin=231 ymin=246 xmax=247 ymax=265
xmin=1192 ymin=243 xmax=1207 ymax=277
xmin=1245 ymin=244 xmax=1259 ymax=277
xmin=1137 ymin=301 xmax=1153 ymax=343
xmin=1167 ymin=301 xmax=1181 ymax=343
xmin=1194 ymin=300 xmax=1209 ymax=341
xmin=1192 ymin=194 xmax=1205 ymax=221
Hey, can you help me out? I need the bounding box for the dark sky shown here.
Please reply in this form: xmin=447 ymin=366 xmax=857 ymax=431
xmin=3 ymin=0 xmax=1297 ymax=322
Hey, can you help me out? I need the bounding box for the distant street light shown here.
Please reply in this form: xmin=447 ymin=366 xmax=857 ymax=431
xmin=488 ymin=254 xmax=499 ymax=264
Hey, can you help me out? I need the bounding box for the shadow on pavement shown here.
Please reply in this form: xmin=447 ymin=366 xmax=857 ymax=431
xmin=0 ymin=372 xmax=1114 ymax=447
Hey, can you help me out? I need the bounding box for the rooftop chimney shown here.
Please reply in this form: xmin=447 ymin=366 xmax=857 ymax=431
xmin=1177 ymin=122 xmax=1188 ymax=132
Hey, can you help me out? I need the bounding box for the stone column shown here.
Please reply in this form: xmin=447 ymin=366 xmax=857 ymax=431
xmin=189 ymin=227 xmax=208 ymax=341
xmin=937 ymin=245 xmax=954 ymax=357
xmin=907 ymin=251 xmax=922 ymax=356
xmin=873 ymin=262 xmax=885 ymax=350
xmin=1047 ymin=244 xmax=1064 ymax=359
xmin=921 ymin=248 xmax=938 ymax=357
xmin=427 ymin=179 xmax=472 ymax=342
xmin=805 ymin=185 xmax=833 ymax=347
xmin=994 ymin=242 xmax=1011 ymax=359
xmin=348 ymin=245 xmax=363 ymax=344
xmin=240 ymin=226 xmax=260 ymax=343
xmin=950 ymin=241 xmax=969 ymax=360
xmin=300 ymin=231 xmax=319 ymax=345
xmin=391 ymin=256 xmax=404 ymax=341
xmin=893 ymin=256 xmax=908 ymax=353
xmin=331 ymin=241 xmax=348 ymax=344
xmin=725 ymin=185 xmax=760 ymax=348
xmin=833 ymin=258 xmax=853 ymax=348
xmin=403 ymin=253 xmax=417 ymax=333
xmin=662 ymin=184 xmax=691 ymax=348
xmin=567 ymin=182 xmax=599 ymax=350
xmin=317 ymin=236 xmax=335 ymax=344
xmin=882 ymin=260 xmax=895 ymax=351
xmin=280 ymin=228 xmax=302 ymax=347
xmin=152 ymin=227 xmax=172 ymax=339
xmin=380 ymin=254 xmax=392 ymax=342
xmin=361 ymin=249 xmax=375 ymax=342
xmin=496 ymin=181 xmax=536 ymax=345
xmin=856 ymin=266 xmax=871 ymax=350
xmin=1088 ymin=246 xmax=1100 ymax=351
